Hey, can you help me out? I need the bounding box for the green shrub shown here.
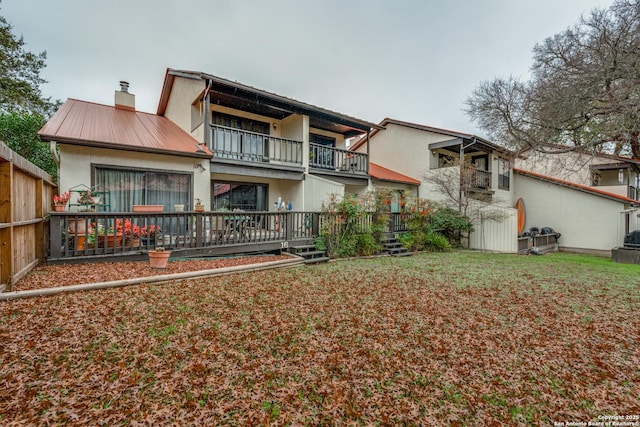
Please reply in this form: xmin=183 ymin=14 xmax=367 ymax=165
xmin=424 ymin=231 xmax=451 ymax=252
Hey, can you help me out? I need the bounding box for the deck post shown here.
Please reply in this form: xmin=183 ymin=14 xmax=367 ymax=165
xmin=50 ymin=215 xmax=62 ymax=259
xmin=195 ymin=213 xmax=203 ymax=247
xmin=285 ymin=212 xmax=293 ymax=241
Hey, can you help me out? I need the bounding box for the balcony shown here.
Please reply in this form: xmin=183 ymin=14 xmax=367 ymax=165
xmin=309 ymin=143 xmax=368 ymax=175
xmin=210 ymin=125 xmax=303 ymax=167
xmin=464 ymin=168 xmax=492 ymax=190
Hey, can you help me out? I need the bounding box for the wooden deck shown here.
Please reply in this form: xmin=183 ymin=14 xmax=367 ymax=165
xmin=48 ymin=211 xmax=320 ymax=263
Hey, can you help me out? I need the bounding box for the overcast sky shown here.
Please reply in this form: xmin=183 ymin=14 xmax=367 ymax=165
xmin=3 ymin=0 xmax=615 ymax=138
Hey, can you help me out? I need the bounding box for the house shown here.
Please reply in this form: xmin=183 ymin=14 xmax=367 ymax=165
xmin=350 ymin=118 xmax=518 ymax=253
xmin=513 ymin=168 xmax=639 ymax=255
xmin=40 ymin=70 xmax=384 ymax=214
xmin=515 ymin=145 xmax=640 ymax=202
xmin=513 ymin=147 xmax=640 ymax=255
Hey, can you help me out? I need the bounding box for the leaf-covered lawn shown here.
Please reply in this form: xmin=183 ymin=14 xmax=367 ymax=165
xmin=1 ymin=251 xmax=638 ymax=425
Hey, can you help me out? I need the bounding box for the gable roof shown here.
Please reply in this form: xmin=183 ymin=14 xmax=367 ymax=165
xmin=39 ymin=99 xmax=212 ymax=158
xmin=349 ymin=117 xmax=511 ymax=155
xmin=369 ymin=162 xmax=420 ymax=185
xmin=513 ymin=168 xmax=639 ymax=205
xmin=157 ymin=68 xmax=383 ymax=138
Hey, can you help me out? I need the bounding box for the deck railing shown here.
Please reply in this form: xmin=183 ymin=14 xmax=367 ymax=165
xmin=210 ymin=125 xmax=303 ymax=166
xmin=309 ymin=143 xmax=368 ymax=174
xmin=49 ymin=211 xmax=415 ymax=260
xmin=50 ymin=211 xmax=327 ymax=260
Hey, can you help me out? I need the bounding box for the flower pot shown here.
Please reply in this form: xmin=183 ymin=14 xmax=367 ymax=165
xmin=68 ymin=218 xmax=88 ymax=234
xmin=195 ymin=204 xmax=205 ymax=212
xmin=148 ymin=250 xmax=171 ymax=269
xmin=125 ymin=237 xmax=140 ymax=248
xmin=75 ymin=235 xmax=86 ymax=251
xmin=133 ymin=204 xmax=164 ymax=212
xmin=99 ymin=234 xmax=123 ymax=248
xmin=53 ymin=205 xmax=66 ymax=212
xmin=174 ymin=204 xmax=184 ymax=212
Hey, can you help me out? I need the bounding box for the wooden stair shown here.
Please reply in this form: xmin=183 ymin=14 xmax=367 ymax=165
xmin=380 ymin=235 xmax=412 ymax=257
xmin=289 ymin=243 xmax=330 ymax=265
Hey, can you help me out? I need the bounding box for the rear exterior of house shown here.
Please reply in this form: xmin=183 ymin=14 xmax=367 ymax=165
xmin=40 ymin=71 xmax=384 ymax=216
xmin=351 ymin=118 xmax=518 ymax=253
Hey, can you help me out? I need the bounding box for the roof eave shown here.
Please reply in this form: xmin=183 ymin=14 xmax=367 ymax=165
xmin=514 ymin=169 xmax=640 ymax=206
xmin=161 ymin=68 xmax=383 ymax=133
xmin=41 ymin=135 xmax=213 ymax=159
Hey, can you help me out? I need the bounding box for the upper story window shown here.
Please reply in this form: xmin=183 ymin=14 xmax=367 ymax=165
xmin=212 ymin=112 xmax=270 ymax=135
xmin=310 ymin=134 xmax=336 ymax=169
xmin=438 ymin=153 xmax=455 ymax=168
xmin=211 ymin=113 xmax=271 ymax=161
xmin=498 ymin=158 xmax=510 ymax=190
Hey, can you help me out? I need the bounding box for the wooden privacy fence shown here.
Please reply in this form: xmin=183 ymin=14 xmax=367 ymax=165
xmin=0 ymin=141 xmax=56 ymax=291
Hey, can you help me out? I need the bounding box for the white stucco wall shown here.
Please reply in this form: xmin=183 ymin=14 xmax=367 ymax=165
xmin=164 ymin=76 xmax=206 ymax=142
xmin=357 ymin=123 xmax=444 ymax=197
xmin=304 ymin=174 xmax=344 ymax=211
xmin=514 ymin=173 xmax=629 ymax=253
xmin=58 ymin=145 xmax=210 ymax=209
xmin=371 ymin=181 xmax=419 ymax=198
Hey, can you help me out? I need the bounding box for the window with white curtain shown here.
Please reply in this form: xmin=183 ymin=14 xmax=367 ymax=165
xmin=95 ymin=167 xmax=191 ymax=211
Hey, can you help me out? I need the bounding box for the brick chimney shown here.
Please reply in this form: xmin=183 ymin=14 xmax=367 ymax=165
xmin=114 ymin=81 xmax=135 ymax=111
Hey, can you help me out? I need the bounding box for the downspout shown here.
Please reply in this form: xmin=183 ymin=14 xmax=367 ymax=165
xmin=459 ymin=137 xmax=477 ymax=213
xmin=202 ymin=79 xmax=212 ymax=149
xmin=366 ymin=129 xmax=370 ymax=175
xmin=460 ymin=137 xmax=477 ymax=247
xmin=50 ymin=141 xmax=60 ymax=185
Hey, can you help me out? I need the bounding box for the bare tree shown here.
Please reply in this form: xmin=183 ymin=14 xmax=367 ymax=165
xmin=424 ymin=163 xmax=509 ymax=246
xmin=466 ymin=0 xmax=640 ymax=158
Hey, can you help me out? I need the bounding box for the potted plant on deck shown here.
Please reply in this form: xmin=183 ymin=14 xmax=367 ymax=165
xmin=194 ymin=198 xmax=205 ymax=212
xmin=53 ymin=191 xmax=70 ymax=212
xmin=141 ymin=225 xmax=161 ymax=247
xmin=119 ymin=219 xmax=141 ymax=247
xmin=148 ymin=245 xmax=171 ymax=269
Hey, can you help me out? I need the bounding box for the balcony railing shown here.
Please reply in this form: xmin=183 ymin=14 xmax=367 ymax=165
xmin=465 ymin=169 xmax=492 ymax=190
xmin=309 ymin=143 xmax=368 ymax=175
xmin=211 ymin=125 xmax=303 ymax=166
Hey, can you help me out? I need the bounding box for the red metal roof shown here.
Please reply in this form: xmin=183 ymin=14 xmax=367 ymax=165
xmin=369 ymin=162 xmax=420 ymax=185
xmin=513 ymin=168 xmax=639 ymax=205
xmin=39 ymin=99 xmax=212 ymax=158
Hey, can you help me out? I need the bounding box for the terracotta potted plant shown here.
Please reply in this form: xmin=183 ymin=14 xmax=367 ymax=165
xmin=148 ymin=245 xmax=171 ymax=269
xmin=141 ymin=225 xmax=161 ymax=247
xmin=52 ymin=191 xmax=70 ymax=212
xmin=194 ymin=198 xmax=205 ymax=212
xmin=119 ymin=219 xmax=141 ymax=247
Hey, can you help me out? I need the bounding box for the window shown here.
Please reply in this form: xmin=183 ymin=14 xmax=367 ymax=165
xmin=213 ymin=182 xmax=267 ymax=211
xmin=95 ymin=167 xmax=191 ymax=211
xmin=310 ymin=134 xmax=336 ymax=169
xmin=498 ymin=158 xmax=510 ymax=190
xmin=438 ymin=153 xmax=455 ymax=168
